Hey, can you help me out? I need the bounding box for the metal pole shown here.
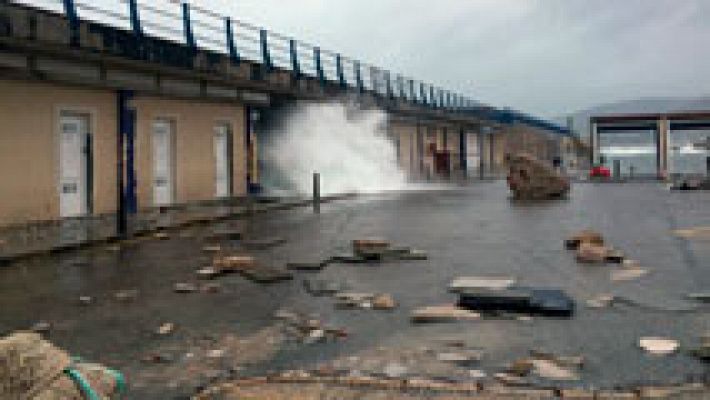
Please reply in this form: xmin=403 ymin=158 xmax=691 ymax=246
xmin=354 ymin=61 xmax=364 ymax=93
xmin=313 ymin=172 xmax=320 ymax=214
xmin=260 ymin=29 xmax=272 ymax=71
xmin=290 ymin=39 xmax=300 ymax=78
xmin=128 ymin=0 xmax=142 ymax=37
xmin=182 ymin=3 xmax=196 ymax=50
xmin=314 ymin=47 xmax=324 ymax=85
xmin=62 ymin=0 xmax=80 ymax=47
xmin=336 ymin=54 xmax=346 ymax=88
xmin=225 ymin=18 xmax=239 ymax=65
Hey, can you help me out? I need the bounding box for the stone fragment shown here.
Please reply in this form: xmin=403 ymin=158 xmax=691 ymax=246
xmin=611 ymin=267 xmax=649 ymax=282
xmin=576 ymin=243 xmax=610 ymax=263
xmin=156 ymin=323 xmax=174 ymax=335
xmin=686 ymin=292 xmax=710 ymax=302
xmin=372 ymin=294 xmax=396 ymax=310
xmin=565 ymin=230 xmax=605 ymax=249
xmin=196 ymin=267 xmax=221 ymax=280
xmin=382 ymin=362 xmax=408 ymax=378
xmin=78 ymin=296 xmax=93 ymax=306
xmin=202 ymin=245 xmax=222 ymax=253
xmin=586 ymin=294 xmax=615 ymax=309
xmin=639 ymin=337 xmax=679 ymax=355
xmin=436 ymin=350 xmax=483 ymax=365
xmin=410 ymin=305 xmax=481 ymax=323
xmin=507 ymin=359 xmax=534 ymax=376
xmin=560 ymin=388 xmax=595 ymax=399
xmin=530 ymin=359 xmax=578 ymax=381
xmin=207 ymin=349 xmax=225 ymax=359
xmin=213 ymin=255 xmax=255 ymax=273
xmin=398 ymin=249 xmax=429 ymax=260
xmin=30 ymin=321 xmax=51 ymax=333
xmin=449 ymin=276 xmax=517 ymax=292
xmin=605 ymin=249 xmax=625 ymax=264
xmin=174 ymin=282 xmax=198 ymax=293
xmin=200 ymin=283 xmax=221 ymax=293
xmin=352 ymin=238 xmax=390 ymax=258
xmin=153 ymin=232 xmax=170 ymax=240
xmin=114 ymin=289 xmax=139 ymax=302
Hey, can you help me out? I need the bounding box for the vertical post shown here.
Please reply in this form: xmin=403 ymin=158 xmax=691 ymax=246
xmin=260 ymin=29 xmax=272 ymax=72
xmin=657 ymin=118 xmax=669 ymax=179
xmin=355 ymin=61 xmax=364 ymax=93
xmin=420 ymin=83 xmax=427 ymax=105
xmin=385 ymin=71 xmax=393 ymax=98
xmin=314 ymin=47 xmax=324 ymax=85
xmin=429 ymin=87 xmax=436 ymax=108
xmin=182 ymin=2 xmax=196 ymax=50
xmin=613 ymin=159 xmax=621 ymax=180
xmin=440 ymin=90 xmax=445 ymax=110
xmin=409 ymin=80 xmax=416 ymax=103
xmin=117 ymin=90 xmax=136 ymax=239
xmin=398 ymin=75 xmax=406 ymax=99
xmin=478 ymin=130 xmax=485 ymax=180
xmin=128 ymin=0 xmax=142 ymax=37
xmin=225 ymin=18 xmax=240 ymax=65
xmin=62 ymin=0 xmax=80 ymax=47
xmin=312 ymin=172 xmax=320 ymax=214
xmin=289 ymin=39 xmax=300 ymax=78
xmin=459 ymin=127 xmax=467 ymax=178
xmin=590 ymin=122 xmax=598 ymax=167
xmin=336 ymin=54 xmax=346 ymax=88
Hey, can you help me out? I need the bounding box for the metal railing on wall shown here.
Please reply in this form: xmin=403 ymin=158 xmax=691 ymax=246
xmin=8 ymin=0 xmax=572 ymax=135
xmin=11 ymin=0 xmax=474 ymax=111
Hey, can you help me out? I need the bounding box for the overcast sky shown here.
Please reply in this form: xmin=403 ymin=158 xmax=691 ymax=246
xmin=29 ymin=0 xmax=710 ymax=118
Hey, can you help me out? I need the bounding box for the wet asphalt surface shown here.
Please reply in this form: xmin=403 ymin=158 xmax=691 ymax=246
xmin=0 ymin=181 xmax=709 ymax=398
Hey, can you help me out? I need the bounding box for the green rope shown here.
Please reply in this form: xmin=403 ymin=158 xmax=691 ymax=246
xmin=64 ymin=367 xmax=101 ymax=400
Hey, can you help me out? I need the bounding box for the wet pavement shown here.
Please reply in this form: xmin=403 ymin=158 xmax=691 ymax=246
xmin=0 ymin=181 xmax=709 ymax=398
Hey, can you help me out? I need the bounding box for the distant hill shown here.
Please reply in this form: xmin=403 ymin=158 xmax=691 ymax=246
xmin=561 ymin=97 xmax=710 ymax=140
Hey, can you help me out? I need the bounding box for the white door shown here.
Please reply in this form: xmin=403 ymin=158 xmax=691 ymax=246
xmin=214 ymin=124 xmax=231 ymax=198
xmin=152 ymin=119 xmax=174 ymax=206
xmin=59 ymin=114 xmax=88 ymax=218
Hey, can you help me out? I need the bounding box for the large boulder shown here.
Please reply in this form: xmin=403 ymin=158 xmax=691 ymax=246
xmin=506 ymin=153 xmax=570 ymax=200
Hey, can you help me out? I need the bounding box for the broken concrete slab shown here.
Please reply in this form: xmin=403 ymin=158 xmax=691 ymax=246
xmin=586 ymin=294 xmax=616 ymax=309
xmin=195 ymin=267 xmax=222 ymax=280
xmin=371 ymin=294 xmax=396 ymax=310
xmin=410 ymin=304 xmax=481 ymax=323
xmin=639 ymin=337 xmax=679 ymax=355
xmin=448 ymin=276 xmax=517 ymax=293
xmin=353 ymin=238 xmax=390 ymax=257
xmin=530 ymin=359 xmax=579 ymax=381
xmin=156 ymin=323 xmax=175 ymax=335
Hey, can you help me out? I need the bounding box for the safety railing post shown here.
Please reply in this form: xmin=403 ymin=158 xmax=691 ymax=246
xmin=385 ymin=71 xmax=393 ymax=99
xmin=336 ymin=54 xmax=346 ymax=88
xmin=127 ymin=0 xmax=141 ymax=37
xmin=289 ymin=39 xmax=300 ymax=78
xmin=409 ymin=79 xmax=416 ymax=103
xmin=420 ymin=83 xmax=427 ymax=106
xmin=225 ymin=17 xmax=240 ymax=65
xmin=182 ymin=2 xmax=196 ymax=50
xmin=355 ymin=61 xmax=364 ymax=93
xmin=260 ymin=29 xmax=272 ymax=71
xmin=62 ymin=0 xmax=80 ymax=47
xmin=430 ymin=87 xmax=436 ymax=108
xmin=314 ymin=47 xmax=325 ymax=85
xmin=398 ymin=75 xmax=406 ymax=100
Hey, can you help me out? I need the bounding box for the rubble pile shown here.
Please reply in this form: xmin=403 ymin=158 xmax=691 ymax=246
xmin=273 ymin=310 xmax=348 ymax=344
xmin=0 ymin=332 xmax=123 ymax=399
xmin=197 ymin=254 xmax=293 ymax=283
xmin=506 ymin=153 xmax=570 ymax=200
xmin=565 ymin=229 xmax=649 ymax=281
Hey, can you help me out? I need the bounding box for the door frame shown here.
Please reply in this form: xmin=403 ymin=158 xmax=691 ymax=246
xmin=55 ymin=107 xmax=96 ymax=218
xmin=151 ymin=117 xmax=177 ymax=206
xmin=213 ymin=120 xmax=234 ymax=199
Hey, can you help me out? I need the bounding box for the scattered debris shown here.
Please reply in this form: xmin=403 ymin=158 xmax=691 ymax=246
xmin=565 ymin=230 xmax=605 ymax=250
xmin=410 ymin=304 xmax=481 ymax=323
xmin=196 ymin=267 xmax=222 ymax=280
xmin=576 ymin=243 xmax=610 ymax=264
xmin=240 ymin=265 xmax=293 ymax=284
xmin=639 ymin=337 xmax=679 ymax=355
xmin=174 ymin=282 xmax=198 ymax=293
xmin=530 ymin=359 xmax=578 ymax=381
xmin=528 ymin=350 xmax=585 ymax=369
xmin=207 ymin=349 xmax=226 ymax=359
xmin=448 ymin=276 xmax=517 ymax=293
xmin=30 ymin=321 xmax=51 ymax=334
xmin=213 ymin=255 xmax=256 ymax=273
xmin=78 ymin=296 xmax=93 ymax=306
xmin=273 ymin=310 xmax=348 ymax=344
xmin=506 ymin=153 xmax=570 ymax=200
xmin=469 ymin=369 xmax=487 ymax=379
xmin=372 ymin=294 xmax=397 ymax=310
xmin=353 ymin=239 xmax=391 ymax=259
xmin=156 ymin=323 xmax=175 ymax=335
xmin=153 ymin=232 xmax=170 ymax=240
xmin=586 ymin=294 xmax=616 ymax=309
xmin=457 ymin=287 xmax=575 ymax=317
xmin=382 ymin=362 xmax=408 ymax=379
xmin=114 ymin=289 xmax=139 ymax=302
xmin=688 ymin=334 xmax=710 ymax=362
xmin=334 ymin=292 xmax=375 ymax=309
xmin=673 ymin=226 xmax=710 ymax=240
xmin=397 ymin=249 xmax=429 ymax=260
xmin=202 ymin=245 xmax=222 ymax=253
xmin=604 ymin=249 xmax=625 ymax=264
xmin=436 ymin=350 xmax=483 ymax=366
xmin=610 ymin=266 xmax=649 ymax=282
xmin=686 ymin=292 xmax=710 ymax=302
xmin=200 ymin=283 xmax=222 ymax=293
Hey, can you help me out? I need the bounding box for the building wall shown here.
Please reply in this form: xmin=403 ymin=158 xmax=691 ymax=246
xmin=0 ymin=79 xmax=248 ymax=227
xmin=132 ymin=96 xmax=247 ymax=208
xmin=0 ymin=79 xmax=117 ymax=226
